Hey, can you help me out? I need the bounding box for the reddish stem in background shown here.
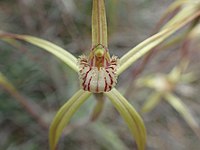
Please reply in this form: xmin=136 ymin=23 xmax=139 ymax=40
xmin=0 ymin=84 xmax=49 ymax=130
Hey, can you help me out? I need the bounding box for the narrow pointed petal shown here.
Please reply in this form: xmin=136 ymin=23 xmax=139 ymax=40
xmin=0 ymin=33 xmax=78 ymax=72
xmin=180 ymin=72 xmax=197 ymax=83
xmin=162 ymin=1 xmax=200 ymax=30
xmin=49 ymin=90 xmax=91 ymax=150
xmin=169 ymin=60 xmax=189 ymax=83
xmin=118 ymin=10 xmax=200 ymax=75
xmin=105 ymin=88 xmax=146 ymax=150
xmin=165 ymin=93 xmax=200 ymax=137
xmin=142 ymin=92 xmax=162 ymax=113
xmin=188 ymin=23 xmax=200 ymax=39
xmin=92 ymin=0 xmax=108 ymax=47
xmin=159 ymin=0 xmax=187 ymax=23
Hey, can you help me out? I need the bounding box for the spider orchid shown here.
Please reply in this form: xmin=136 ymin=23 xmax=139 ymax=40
xmin=137 ymin=23 xmax=200 ymax=138
xmin=137 ymin=60 xmax=200 ymax=137
xmin=0 ymin=0 xmax=199 ymax=150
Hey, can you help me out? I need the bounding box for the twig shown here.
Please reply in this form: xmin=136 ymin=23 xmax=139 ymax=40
xmin=0 ymin=79 xmax=49 ymax=130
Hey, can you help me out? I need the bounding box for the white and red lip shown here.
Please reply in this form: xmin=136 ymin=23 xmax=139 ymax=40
xmin=78 ymin=55 xmax=119 ymax=93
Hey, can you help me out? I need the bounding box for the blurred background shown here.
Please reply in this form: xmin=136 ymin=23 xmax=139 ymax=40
xmin=0 ymin=0 xmax=200 ymax=150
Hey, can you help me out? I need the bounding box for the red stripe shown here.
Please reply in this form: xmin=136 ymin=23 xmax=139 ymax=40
xmin=104 ymin=76 xmax=108 ymax=91
xmin=81 ymin=59 xmax=87 ymax=62
xmin=83 ymin=84 xmax=87 ymax=90
xmin=106 ymin=70 xmax=113 ymax=85
xmin=82 ymin=68 xmax=92 ymax=87
xmin=108 ymin=66 xmax=114 ymax=70
xmin=87 ymin=76 xmax=92 ymax=91
xmin=80 ymin=62 xmax=88 ymax=66
xmin=96 ymin=79 xmax=99 ymax=93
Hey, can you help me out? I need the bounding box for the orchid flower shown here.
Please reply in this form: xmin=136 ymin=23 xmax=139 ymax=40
xmin=0 ymin=0 xmax=199 ymax=150
xmin=137 ymin=60 xmax=200 ymax=137
xmin=137 ymin=20 xmax=200 ymax=138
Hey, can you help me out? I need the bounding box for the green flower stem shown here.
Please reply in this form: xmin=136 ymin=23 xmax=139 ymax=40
xmin=92 ymin=0 xmax=108 ymax=47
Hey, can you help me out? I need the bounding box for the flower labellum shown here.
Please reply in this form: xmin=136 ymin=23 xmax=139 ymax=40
xmin=78 ymin=44 xmax=119 ymax=93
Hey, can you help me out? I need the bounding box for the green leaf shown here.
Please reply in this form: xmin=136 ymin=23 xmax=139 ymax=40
xmin=165 ymin=93 xmax=200 ymax=136
xmin=0 ymin=33 xmax=79 ymax=72
xmin=118 ymin=9 xmax=200 ymax=75
xmin=142 ymin=92 xmax=162 ymax=113
xmin=49 ymin=90 xmax=91 ymax=150
xmin=105 ymin=88 xmax=146 ymax=150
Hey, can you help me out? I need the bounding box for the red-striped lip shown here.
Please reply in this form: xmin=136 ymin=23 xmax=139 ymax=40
xmin=78 ymin=55 xmax=119 ymax=93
